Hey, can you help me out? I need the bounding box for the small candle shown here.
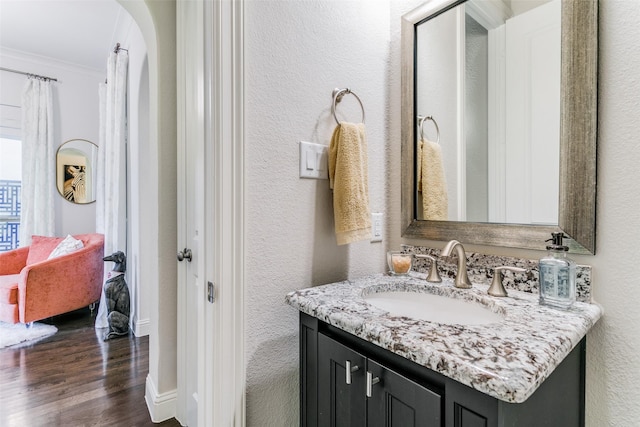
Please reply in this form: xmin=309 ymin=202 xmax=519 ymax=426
xmin=392 ymin=254 xmax=411 ymax=274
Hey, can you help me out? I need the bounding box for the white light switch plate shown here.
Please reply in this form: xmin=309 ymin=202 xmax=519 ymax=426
xmin=371 ymin=212 xmax=383 ymax=242
xmin=299 ymin=141 xmax=329 ymax=179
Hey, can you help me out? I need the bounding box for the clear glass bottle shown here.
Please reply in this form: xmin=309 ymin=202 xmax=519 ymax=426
xmin=539 ymin=232 xmax=576 ymax=309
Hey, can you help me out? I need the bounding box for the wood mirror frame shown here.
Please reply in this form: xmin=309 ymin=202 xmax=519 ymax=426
xmin=401 ymin=0 xmax=598 ymax=254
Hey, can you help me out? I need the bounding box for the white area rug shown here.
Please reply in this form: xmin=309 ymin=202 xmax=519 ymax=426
xmin=0 ymin=321 xmax=58 ymax=349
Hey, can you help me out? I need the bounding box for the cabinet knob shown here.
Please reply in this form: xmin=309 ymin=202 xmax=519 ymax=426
xmin=345 ymin=360 xmax=360 ymax=385
xmin=366 ymin=371 xmax=380 ymax=398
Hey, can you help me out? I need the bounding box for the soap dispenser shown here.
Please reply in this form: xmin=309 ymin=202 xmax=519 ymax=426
xmin=539 ymin=232 xmax=576 ymax=309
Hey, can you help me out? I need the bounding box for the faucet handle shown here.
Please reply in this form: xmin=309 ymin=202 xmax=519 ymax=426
xmin=488 ymin=266 xmax=528 ymax=297
xmin=415 ymin=254 xmax=442 ymax=283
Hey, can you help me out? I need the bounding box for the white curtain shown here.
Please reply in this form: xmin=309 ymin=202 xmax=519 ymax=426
xmin=19 ymin=78 xmax=55 ymax=246
xmin=95 ymin=50 xmax=129 ymax=328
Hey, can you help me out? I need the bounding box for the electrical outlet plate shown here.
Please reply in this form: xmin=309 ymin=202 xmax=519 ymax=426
xmin=299 ymin=141 xmax=329 ymax=179
xmin=371 ymin=212 xmax=383 ymax=242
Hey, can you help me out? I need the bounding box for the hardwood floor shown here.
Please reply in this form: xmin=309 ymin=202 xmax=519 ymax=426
xmin=0 ymin=309 xmax=181 ymax=427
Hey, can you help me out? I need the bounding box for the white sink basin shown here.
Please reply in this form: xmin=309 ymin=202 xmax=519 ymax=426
xmin=363 ymin=291 xmax=503 ymax=325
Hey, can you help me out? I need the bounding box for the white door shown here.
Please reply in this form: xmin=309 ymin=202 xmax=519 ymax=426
xmin=177 ymin=0 xmax=245 ymax=425
xmin=177 ymin=0 xmax=207 ymax=425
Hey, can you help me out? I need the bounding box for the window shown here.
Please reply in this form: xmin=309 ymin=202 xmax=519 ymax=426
xmin=0 ymin=137 xmax=21 ymax=251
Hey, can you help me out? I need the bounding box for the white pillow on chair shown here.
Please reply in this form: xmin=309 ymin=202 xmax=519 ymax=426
xmin=47 ymin=235 xmax=84 ymax=259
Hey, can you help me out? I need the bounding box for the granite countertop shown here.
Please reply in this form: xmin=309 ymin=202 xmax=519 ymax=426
xmin=285 ymin=273 xmax=603 ymax=403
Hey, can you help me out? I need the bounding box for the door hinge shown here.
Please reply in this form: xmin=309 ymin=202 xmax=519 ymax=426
xmin=207 ymin=281 xmax=215 ymax=303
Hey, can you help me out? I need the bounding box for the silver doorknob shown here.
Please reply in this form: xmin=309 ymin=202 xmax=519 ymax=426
xmin=177 ymin=248 xmax=192 ymax=262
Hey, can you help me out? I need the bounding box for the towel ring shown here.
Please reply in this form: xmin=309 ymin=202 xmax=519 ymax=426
xmin=418 ymin=115 xmax=440 ymax=144
xmin=332 ymin=88 xmax=365 ymax=124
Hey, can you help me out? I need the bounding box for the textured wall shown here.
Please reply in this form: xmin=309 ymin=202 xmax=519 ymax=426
xmin=244 ymin=0 xmax=390 ymax=424
xmin=582 ymin=1 xmax=640 ymax=425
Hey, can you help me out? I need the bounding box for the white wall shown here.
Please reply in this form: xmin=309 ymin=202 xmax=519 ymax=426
xmin=582 ymin=2 xmax=640 ymax=425
xmin=123 ymin=0 xmax=178 ymax=409
xmin=0 ymin=48 xmax=102 ymax=237
xmin=115 ymin=7 xmax=151 ymax=337
xmin=244 ymin=0 xmax=390 ymax=423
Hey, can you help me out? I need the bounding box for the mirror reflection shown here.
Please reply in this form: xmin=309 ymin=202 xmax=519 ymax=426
xmin=416 ymin=0 xmax=561 ymax=225
xmin=56 ymin=139 xmax=98 ymax=204
xmin=401 ymin=0 xmax=597 ymax=254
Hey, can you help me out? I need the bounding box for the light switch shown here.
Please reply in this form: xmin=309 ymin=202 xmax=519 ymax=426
xmin=306 ymin=151 xmax=315 ymax=170
xmin=371 ymin=212 xmax=383 ymax=242
xmin=316 ymin=151 xmax=326 ymax=171
xmin=299 ymin=141 xmax=329 ymax=179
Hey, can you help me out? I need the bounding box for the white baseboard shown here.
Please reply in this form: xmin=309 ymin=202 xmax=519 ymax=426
xmin=133 ymin=317 xmax=150 ymax=337
xmin=145 ymin=374 xmax=178 ymax=423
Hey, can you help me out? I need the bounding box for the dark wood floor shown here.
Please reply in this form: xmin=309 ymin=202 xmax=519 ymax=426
xmin=0 ymin=309 xmax=181 ymax=427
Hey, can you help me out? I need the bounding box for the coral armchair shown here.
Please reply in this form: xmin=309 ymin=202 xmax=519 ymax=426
xmin=0 ymin=233 xmax=104 ymax=324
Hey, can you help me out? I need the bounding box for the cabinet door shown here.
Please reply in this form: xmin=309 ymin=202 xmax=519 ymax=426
xmin=367 ymin=359 xmax=442 ymax=427
xmin=318 ymin=333 xmax=367 ymax=427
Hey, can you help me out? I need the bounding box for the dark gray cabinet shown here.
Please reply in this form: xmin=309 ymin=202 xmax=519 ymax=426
xmin=300 ymin=312 xmax=585 ymax=427
xmin=317 ymin=332 xmax=441 ymax=427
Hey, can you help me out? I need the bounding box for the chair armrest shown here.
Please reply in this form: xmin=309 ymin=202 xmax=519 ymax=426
xmin=0 ymin=247 xmax=28 ymax=275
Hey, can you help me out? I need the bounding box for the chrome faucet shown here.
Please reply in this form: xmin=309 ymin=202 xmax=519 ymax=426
xmin=441 ymin=240 xmax=472 ymax=289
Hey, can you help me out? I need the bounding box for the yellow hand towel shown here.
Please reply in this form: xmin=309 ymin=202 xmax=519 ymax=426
xmin=328 ymin=122 xmax=371 ymax=245
xmin=419 ymin=138 xmax=448 ymax=220
xmin=417 ymin=140 xmax=424 ymax=192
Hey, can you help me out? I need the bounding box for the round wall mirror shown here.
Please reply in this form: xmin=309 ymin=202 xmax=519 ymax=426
xmin=56 ymin=139 xmax=98 ymax=204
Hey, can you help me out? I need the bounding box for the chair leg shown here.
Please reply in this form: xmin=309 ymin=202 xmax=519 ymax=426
xmin=89 ymin=302 xmax=96 ymax=315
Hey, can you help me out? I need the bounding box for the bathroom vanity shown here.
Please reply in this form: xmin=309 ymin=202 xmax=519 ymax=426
xmin=286 ymin=274 xmax=602 ymax=427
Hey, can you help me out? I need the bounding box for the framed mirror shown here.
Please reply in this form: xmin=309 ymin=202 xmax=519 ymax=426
xmin=401 ymin=0 xmax=597 ymax=254
xmin=56 ymin=139 xmax=98 ymax=204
